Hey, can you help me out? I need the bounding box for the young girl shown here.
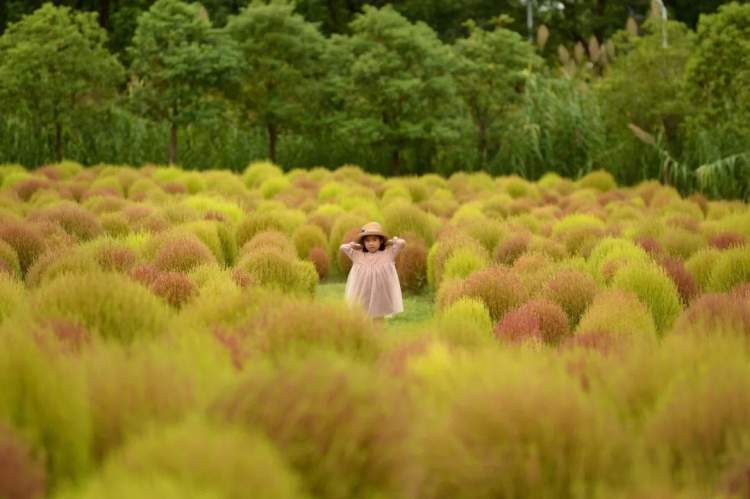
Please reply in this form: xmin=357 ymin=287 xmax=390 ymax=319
xmin=339 ymin=221 xmax=406 ymax=320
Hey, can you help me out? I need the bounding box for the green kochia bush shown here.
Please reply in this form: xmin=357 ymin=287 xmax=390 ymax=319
xmin=707 ymin=246 xmax=750 ymax=292
xmin=236 ymin=249 xmax=317 ymax=295
xmin=67 ymin=418 xmax=304 ymax=499
xmin=0 ymin=331 xmax=91 ymax=491
xmin=576 ymin=290 xmax=658 ymax=341
xmin=611 ymin=262 xmax=683 ymax=335
xmin=434 ymin=297 xmax=494 ymax=348
xmin=213 ymin=354 xmax=415 ymax=499
xmin=30 ymin=271 xmax=172 ymax=342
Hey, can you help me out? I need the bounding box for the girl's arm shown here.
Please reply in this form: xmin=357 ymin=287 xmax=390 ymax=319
xmin=339 ymin=241 xmax=362 ymax=261
xmin=387 ymin=236 xmax=406 ymax=258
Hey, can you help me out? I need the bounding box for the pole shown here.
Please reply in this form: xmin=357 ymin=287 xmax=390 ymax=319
xmin=527 ymin=0 xmax=533 ymax=43
xmin=654 ymin=0 xmax=668 ymax=48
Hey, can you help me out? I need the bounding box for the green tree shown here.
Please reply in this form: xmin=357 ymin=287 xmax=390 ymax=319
xmin=0 ymin=2 xmax=124 ymax=162
xmin=225 ymin=0 xmax=328 ymax=163
xmin=341 ymin=5 xmax=460 ymax=175
xmin=127 ymin=0 xmax=240 ymax=164
xmin=453 ymin=18 xmax=544 ymax=167
xmin=596 ymin=17 xmax=694 ymax=183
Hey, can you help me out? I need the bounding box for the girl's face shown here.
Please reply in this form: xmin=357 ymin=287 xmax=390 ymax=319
xmin=363 ymin=235 xmax=383 ymax=252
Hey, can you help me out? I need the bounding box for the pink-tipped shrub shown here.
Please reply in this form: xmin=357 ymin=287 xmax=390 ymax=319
xmin=459 ymin=265 xmax=527 ymax=321
xmin=658 ymin=256 xmax=698 ymax=305
xmin=0 ymin=223 xmax=45 ymax=275
xmin=708 ymin=232 xmax=745 ymax=250
xmin=395 ymin=236 xmax=428 ymax=293
xmin=13 ymin=177 xmax=52 ymax=202
xmin=150 ymin=272 xmax=196 ymax=308
xmin=153 ymin=236 xmax=217 ymax=273
xmin=30 ymin=204 xmax=102 ymax=241
xmin=494 ymin=233 xmax=530 ymax=265
xmin=239 ymin=230 xmax=296 ymax=260
xmin=671 ymin=293 xmax=750 ymax=338
xmin=336 ymin=227 xmax=361 ymax=276
xmin=494 ymin=298 xmax=571 ymax=345
xmin=94 ymin=244 xmax=137 ymax=274
xmin=542 ymin=269 xmax=599 ymax=327
xmin=0 ymin=422 xmax=46 ymax=499
xmin=634 ymin=235 xmax=663 ymax=257
xmin=308 ymin=246 xmax=330 ymax=280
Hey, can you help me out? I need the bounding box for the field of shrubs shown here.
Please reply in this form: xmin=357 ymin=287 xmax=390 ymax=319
xmin=0 ymin=160 xmax=749 ymax=498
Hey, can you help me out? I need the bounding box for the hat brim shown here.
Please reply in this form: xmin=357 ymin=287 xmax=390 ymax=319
xmin=356 ymin=230 xmax=388 ymax=245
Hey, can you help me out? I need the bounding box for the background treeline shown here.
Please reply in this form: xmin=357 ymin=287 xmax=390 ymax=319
xmin=1 ymin=0 xmax=749 ymax=199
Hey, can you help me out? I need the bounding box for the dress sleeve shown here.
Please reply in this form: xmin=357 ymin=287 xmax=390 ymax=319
xmin=388 ymin=237 xmax=406 ymax=260
xmin=339 ymin=242 xmax=359 ymax=261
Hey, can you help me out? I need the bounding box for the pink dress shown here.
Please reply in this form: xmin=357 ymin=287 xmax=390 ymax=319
xmin=340 ymin=239 xmax=405 ymax=318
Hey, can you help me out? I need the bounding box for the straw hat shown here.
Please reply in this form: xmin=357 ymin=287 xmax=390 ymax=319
xmin=356 ymin=221 xmax=389 ymax=245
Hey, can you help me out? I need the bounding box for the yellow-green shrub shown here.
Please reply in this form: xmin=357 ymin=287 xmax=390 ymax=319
xmin=576 ymin=290 xmax=657 ymax=340
xmin=0 ymin=238 xmax=21 ymax=278
xmin=577 ymin=170 xmax=617 ymax=192
xmin=382 ymin=200 xmax=435 ymax=246
xmin=240 ymin=231 xmax=297 ymax=260
xmin=31 ymin=271 xmax=171 ymax=343
xmin=434 ymin=297 xmax=493 ymax=348
xmin=553 ymin=214 xmax=605 ymax=256
xmin=588 ymin=237 xmax=652 ymax=283
xmin=292 ymin=224 xmax=328 ymax=260
xmin=455 ymin=266 xmax=527 ymax=322
xmin=427 ymin=232 xmax=488 ymax=290
xmin=685 ymin=248 xmax=721 ymax=291
xmin=707 ymin=246 xmax=750 ymax=292
xmin=542 ymin=268 xmax=599 ymax=327
xmin=242 ymin=160 xmax=283 ymax=189
xmin=442 ymin=246 xmax=490 ymax=281
xmin=0 ymin=331 xmax=91 ymax=490
xmin=237 ymin=250 xmax=317 ymax=295
xmin=611 ymin=262 xmax=683 ymax=335
xmin=235 ymin=209 xmax=303 ymax=248
xmin=0 ymin=274 xmax=25 ymax=324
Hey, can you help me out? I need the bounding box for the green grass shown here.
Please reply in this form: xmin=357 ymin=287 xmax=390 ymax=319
xmin=316 ymin=281 xmax=434 ymax=331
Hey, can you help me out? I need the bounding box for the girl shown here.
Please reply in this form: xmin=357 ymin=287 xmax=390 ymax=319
xmin=339 ymin=221 xmax=406 ymax=320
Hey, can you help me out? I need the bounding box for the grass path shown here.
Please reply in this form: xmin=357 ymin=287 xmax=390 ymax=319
xmin=316 ymin=281 xmax=435 ymax=332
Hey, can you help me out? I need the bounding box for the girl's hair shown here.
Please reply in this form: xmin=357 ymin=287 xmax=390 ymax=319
xmin=362 ymin=235 xmax=386 ymax=252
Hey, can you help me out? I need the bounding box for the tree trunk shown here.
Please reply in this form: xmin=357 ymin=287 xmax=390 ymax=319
xmin=391 ymin=148 xmax=401 ymax=176
xmin=267 ymin=122 xmax=278 ymax=163
xmin=54 ymin=121 xmax=64 ymax=162
xmin=99 ymin=0 xmax=111 ymax=30
xmin=478 ymin=123 xmax=488 ymax=169
xmin=169 ymin=122 xmax=178 ymax=164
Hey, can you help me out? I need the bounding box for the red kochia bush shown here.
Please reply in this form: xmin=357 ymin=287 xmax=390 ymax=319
xmin=395 ymin=236 xmax=428 ymax=292
xmin=308 ymin=246 xmax=330 ymax=280
xmin=0 ymin=422 xmax=46 ymax=499
xmin=672 ymin=292 xmax=750 ymax=338
xmin=542 ymin=269 xmax=598 ymax=327
xmin=0 ymin=223 xmax=45 ymax=275
xmin=150 ymin=272 xmax=196 ymax=308
xmin=494 ymin=298 xmax=571 ymax=345
xmin=708 ymin=232 xmax=746 ymax=250
xmin=153 ymin=237 xmax=216 ymax=273
xmin=30 ymin=204 xmax=102 ymax=241
xmin=658 ymin=255 xmax=698 ymax=305
xmin=13 ymin=178 xmax=52 ymax=202
xmin=460 ymin=265 xmax=527 ymax=321
xmin=494 ymin=233 xmax=530 ymax=265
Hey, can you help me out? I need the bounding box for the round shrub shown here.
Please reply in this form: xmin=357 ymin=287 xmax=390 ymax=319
xmin=382 ymin=200 xmax=435 ymax=246
xmin=434 ymin=297 xmax=493 ymax=348
xmin=671 ymin=293 xmax=750 ymax=338
xmin=31 ymin=271 xmax=171 ymax=342
xmin=84 ymin=419 xmax=302 ymax=499
xmin=181 ymin=195 xmax=244 ymax=225
xmin=685 ymin=248 xmax=721 ymax=292
xmin=587 ymin=237 xmax=652 ymax=284
xmin=153 ymin=235 xmax=217 ymax=273
xmin=707 ymin=246 xmax=750 ymax=292
xmin=552 ymin=214 xmax=606 ymax=256
xmin=0 ymin=332 xmax=91 ymax=490
xmin=93 ymin=241 xmax=137 ymax=274
xmin=427 ymin=232 xmax=488 ymax=290
xmin=151 ymin=272 xmax=196 ymax=308
xmin=658 ymin=256 xmax=698 ymax=305
xmin=212 ymin=355 xmax=413 ymax=499
xmin=0 ymin=422 xmax=46 ymax=499
xmin=181 ymin=220 xmax=236 ymax=267
xmin=542 ymin=268 xmax=599 ymax=327
xmin=611 ymin=262 xmax=683 ymax=334
xmin=234 ymin=298 xmax=380 ymax=361
xmin=308 ymin=246 xmax=330 ymax=280
xmin=24 ymin=249 xmax=98 ymax=288
xmin=576 ymin=290 xmax=657 ymax=340
xmin=240 ymin=231 xmax=297 ymax=260
xmin=0 ymin=239 xmax=21 ymax=279
xmin=237 ymin=250 xmax=317 ymax=295
xmin=442 ymin=246 xmax=489 ymax=281
xmin=335 ymin=227 xmax=361 ymax=277
xmin=242 ymin=160 xmax=283 ymax=189
xmin=659 ymin=227 xmax=705 ymax=260
xmin=495 ymin=298 xmax=571 ymax=345
xmin=577 ymin=170 xmax=617 ymax=192
xmin=458 ymin=266 xmax=527 ymax=322
xmin=0 ymin=223 xmax=45 ymax=275
xmin=493 ymin=232 xmax=531 ymax=265
xmin=292 ymin=224 xmax=328 ymax=260
xmin=0 ymin=274 xmax=25 ymax=324
xmin=259 ymin=176 xmax=291 ymax=200
xmin=236 ymin=210 xmax=303 ymax=248
xmin=29 ymin=203 xmax=102 ymax=241
xmin=394 ymin=236 xmax=428 ymax=293
xmin=708 ymin=231 xmax=745 ymax=250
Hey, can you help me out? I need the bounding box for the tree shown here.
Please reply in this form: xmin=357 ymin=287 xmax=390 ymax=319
xmin=225 ymin=0 xmax=328 ymax=163
xmin=127 ymin=0 xmax=240 ymax=164
xmin=453 ymin=18 xmax=543 ymax=167
xmin=341 ymin=5 xmax=460 ymax=175
xmin=0 ymin=3 xmax=124 ymax=162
